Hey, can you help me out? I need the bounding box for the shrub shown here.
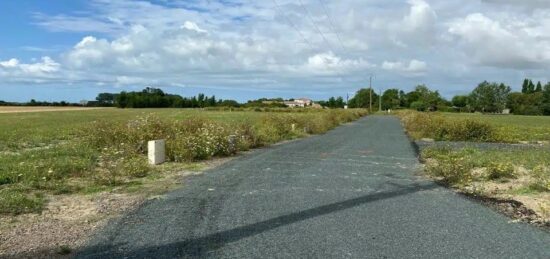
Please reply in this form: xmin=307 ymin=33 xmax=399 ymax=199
xmin=485 ymin=162 xmax=515 ymax=180
xmin=94 ymin=147 xmax=150 ymax=185
xmin=0 ymin=188 xmax=44 ymax=215
xmin=531 ymin=165 xmax=550 ymax=191
xmin=398 ymin=111 xmax=497 ymax=142
xmin=423 ymin=148 xmax=475 ymax=186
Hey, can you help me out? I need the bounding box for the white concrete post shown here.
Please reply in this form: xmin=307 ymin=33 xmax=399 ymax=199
xmin=148 ymin=139 xmax=166 ymax=165
xmin=291 ymin=123 xmax=296 ymax=131
xmin=228 ymin=135 xmax=237 ymax=153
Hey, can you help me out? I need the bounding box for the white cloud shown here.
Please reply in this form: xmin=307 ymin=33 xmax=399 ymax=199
xmin=0 ymin=57 xmax=61 ymax=81
xmin=404 ymin=0 xmax=437 ymax=32
xmin=0 ymin=59 xmax=20 ymax=68
xmin=382 ymin=59 xmax=427 ymax=75
xmin=181 ymin=21 xmax=208 ymax=34
xmin=448 ymin=13 xmax=550 ymax=68
xmin=302 ymin=52 xmax=373 ymax=75
xmin=3 ymin=0 xmax=550 ymax=97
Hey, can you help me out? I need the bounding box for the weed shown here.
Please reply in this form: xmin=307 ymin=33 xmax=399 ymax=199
xmin=486 ymin=162 xmax=516 ymax=180
xmin=0 ymin=188 xmax=44 ymax=215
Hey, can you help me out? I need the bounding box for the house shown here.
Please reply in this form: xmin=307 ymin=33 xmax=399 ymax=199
xmin=284 ymin=98 xmax=313 ymax=108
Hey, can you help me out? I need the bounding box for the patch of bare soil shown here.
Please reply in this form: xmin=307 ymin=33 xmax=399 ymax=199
xmin=0 ymin=157 xmax=233 ymax=258
xmin=452 ymin=168 xmax=550 ymax=230
xmin=0 ymin=106 xmax=107 ymax=114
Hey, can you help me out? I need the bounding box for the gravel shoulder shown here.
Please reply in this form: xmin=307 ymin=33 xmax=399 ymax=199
xmin=0 ymin=158 xmax=233 ymax=258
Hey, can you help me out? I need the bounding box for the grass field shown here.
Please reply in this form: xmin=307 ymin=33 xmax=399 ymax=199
xmin=401 ymin=110 xmax=550 ymax=222
xmin=0 ymin=106 xmax=103 ymax=114
xmin=441 ymin=113 xmax=550 ymax=142
xmin=0 ymin=108 xmax=367 ymax=214
xmin=0 ymin=108 xmax=268 ymax=152
xmin=397 ymin=110 xmax=550 ymax=143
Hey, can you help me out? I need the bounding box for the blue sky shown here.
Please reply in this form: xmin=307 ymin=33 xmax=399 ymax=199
xmin=1 ymin=0 xmax=550 ymax=102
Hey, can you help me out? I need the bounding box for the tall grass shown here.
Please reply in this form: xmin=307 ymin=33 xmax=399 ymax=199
xmin=0 ymin=109 xmax=367 ymax=214
xmin=397 ymin=110 xmax=499 ymax=142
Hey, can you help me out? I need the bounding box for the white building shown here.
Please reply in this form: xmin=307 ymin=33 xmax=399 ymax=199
xmin=284 ymin=98 xmax=312 ymax=108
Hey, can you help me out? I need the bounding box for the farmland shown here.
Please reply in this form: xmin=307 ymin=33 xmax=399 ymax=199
xmin=397 ymin=110 xmax=550 ymax=143
xmin=0 ymin=108 xmax=368 ymax=215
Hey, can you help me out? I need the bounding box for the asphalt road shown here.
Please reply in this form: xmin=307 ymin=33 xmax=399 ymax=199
xmin=78 ymin=116 xmax=550 ymax=258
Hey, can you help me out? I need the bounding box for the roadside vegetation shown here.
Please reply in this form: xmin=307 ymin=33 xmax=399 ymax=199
xmin=421 ymin=147 xmax=550 ymax=222
xmin=397 ymin=110 xmax=550 ymax=143
xmin=397 ymin=109 xmax=550 ymax=223
xmin=0 ymin=108 xmax=367 ymax=215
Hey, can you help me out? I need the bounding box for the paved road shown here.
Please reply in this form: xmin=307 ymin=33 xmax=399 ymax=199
xmin=78 ymin=116 xmax=550 ymax=258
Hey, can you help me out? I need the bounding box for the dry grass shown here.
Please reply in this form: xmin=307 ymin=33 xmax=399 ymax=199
xmin=0 ymin=106 xmax=107 ymax=114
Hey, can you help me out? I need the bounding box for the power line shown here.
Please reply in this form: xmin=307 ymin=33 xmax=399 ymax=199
xmin=271 ymin=0 xmax=315 ymax=49
xmin=317 ymin=0 xmax=347 ymax=54
xmin=297 ymin=0 xmax=336 ymax=53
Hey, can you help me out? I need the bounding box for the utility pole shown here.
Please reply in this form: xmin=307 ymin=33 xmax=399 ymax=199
xmin=369 ymin=76 xmax=372 ymax=113
xmin=379 ymin=89 xmax=382 ymax=112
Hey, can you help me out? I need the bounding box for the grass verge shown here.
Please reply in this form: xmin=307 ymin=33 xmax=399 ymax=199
xmin=0 ymin=109 xmax=367 ymax=215
xmin=421 ymin=147 xmax=550 ymax=224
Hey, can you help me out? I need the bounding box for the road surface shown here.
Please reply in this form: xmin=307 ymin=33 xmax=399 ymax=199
xmin=78 ymin=116 xmax=550 ymax=258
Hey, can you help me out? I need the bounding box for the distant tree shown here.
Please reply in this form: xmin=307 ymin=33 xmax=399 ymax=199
xmin=348 ymin=88 xmax=379 ymax=110
xmin=95 ymin=93 xmax=118 ymax=106
xmin=522 ymin=78 xmax=529 ymax=94
xmin=528 ymin=80 xmax=535 ymax=93
xmin=507 ymin=92 xmax=543 ymax=115
xmin=398 ymin=90 xmax=408 ymax=107
xmin=536 ymin=81 xmax=543 ymax=92
xmin=328 ymin=97 xmax=336 ymax=108
xmin=218 ymin=100 xmax=240 ymax=107
xmin=469 ymin=81 xmax=511 ymax=113
xmin=335 ymin=97 xmax=345 ymax=108
xmin=406 ymin=85 xmax=445 ymax=111
xmin=542 ymin=82 xmax=550 ymax=115
xmin=451 ymin=95 xmax=470 ymax=108
xmin=381 ymin=89 xmax=400 ymax=110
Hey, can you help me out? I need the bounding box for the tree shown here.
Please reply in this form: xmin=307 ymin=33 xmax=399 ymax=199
xmin=451 ymin=95 xmax=470 ymax=108
xmin=335 ymin=97 xmax=345 ymax=108
xmin=528 ymin=80 xmax=535 ymax=93
xmin=542 ymin=82 xmax=550 ymax=115
xmin=406 ymin=85 xmax=445 ymax=111
xmin=96 ymin=93 xmax=117 ymax=106
xmin=469 ymin=81 xmax=511 ymax=113
xmin=381 ymin=89 xmax=400 ymax=110
xmin=507 ymin=92 xmax=543 ymax=115
xmin=348 ymin=88 xmax=378 ymax=109
xmin=536 ymin=81 xmax=543 ymax=92
xmin=522 ymin=79 xmax=529 ymax=93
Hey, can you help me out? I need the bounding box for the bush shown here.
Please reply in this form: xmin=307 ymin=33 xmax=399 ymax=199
xmin=485 ymin=162 xmax=515 ymax=180
xmin=0 ymin=188 xmax=44 ymax=215
xmin=424 ymin=148 xmax=475 ymax=186
xmin=398 ymin=111 xmax=497 ymax=142
xmin=94 ymin=147 xmax=150 ymax=185
xmin=83 ymin=110 xmax=368 ymax=163
xmin=532 ymin=165 xmax=550 ymax=191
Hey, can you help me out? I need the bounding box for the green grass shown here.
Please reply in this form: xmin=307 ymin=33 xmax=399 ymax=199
xmin=438 ymin=112 xmax=550 ymax=142
xmin=0 ymin=108 xmax=268 ymax=152
xmin=422 ymin=147 xmax=550 ymax=191
xmin=397 ymin=110 xmax=550 ymax=143
xmin=0 ymin=108 xmax=367 ymax=215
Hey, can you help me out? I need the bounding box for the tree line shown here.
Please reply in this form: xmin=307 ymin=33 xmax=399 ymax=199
xmin=342 ymin=79 xmax=550 ymax=115
xmin=93 ymin=87 xmax=240 ymax=108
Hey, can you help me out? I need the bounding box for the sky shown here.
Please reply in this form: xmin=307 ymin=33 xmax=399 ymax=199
xmin=1 ymin=0 xmax=550 ymax=102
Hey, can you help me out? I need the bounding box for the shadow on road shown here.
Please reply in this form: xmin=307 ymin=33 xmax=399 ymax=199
xmin=73 ymin=182 xmax=438 ymax=258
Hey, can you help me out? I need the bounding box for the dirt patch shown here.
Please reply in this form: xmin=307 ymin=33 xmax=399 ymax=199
xmin=0 ymin=106 xmax=107 ymax=114
xmin=0 ymin=157 xmax=233 ymax=258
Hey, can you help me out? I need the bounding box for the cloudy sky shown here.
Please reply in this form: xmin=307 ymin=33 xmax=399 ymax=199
xmin=1 ymin=0 xmax=549 ymax=102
